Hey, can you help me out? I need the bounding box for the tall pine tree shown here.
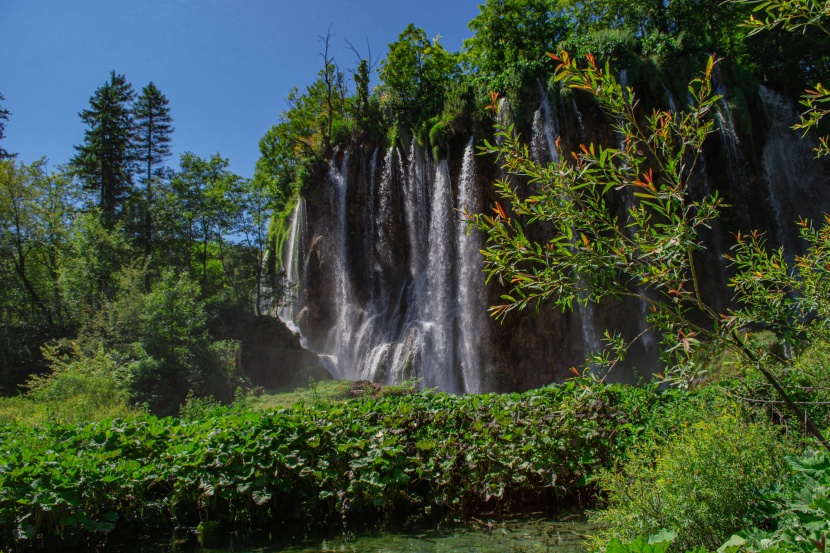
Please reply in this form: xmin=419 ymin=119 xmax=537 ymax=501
xmin=133 ymin=82 xmax=173 ymax=260
xmin=72 ymin=71 xmax=135 ymax=223
xmin=0 ymin=93 xmax=12 ymax=160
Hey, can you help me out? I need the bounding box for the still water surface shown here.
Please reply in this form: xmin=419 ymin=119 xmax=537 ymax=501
xmin=115 ymin=516 xmax=597 ymax=553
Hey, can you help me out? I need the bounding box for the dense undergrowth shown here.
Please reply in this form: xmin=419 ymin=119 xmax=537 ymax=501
xmin=600 ymin=446 xmax=830 ymax=553
xmin=0 ymin=381 xmax=745 ymax=551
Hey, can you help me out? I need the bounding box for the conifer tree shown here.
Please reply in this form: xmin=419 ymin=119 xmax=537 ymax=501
xmin=72 ymin=71 xmax=136 ymax=223
xmin=0 ymin=93 xmax=12 ymax=160
xmin=133 ymin=82 xmax=173 ymax=259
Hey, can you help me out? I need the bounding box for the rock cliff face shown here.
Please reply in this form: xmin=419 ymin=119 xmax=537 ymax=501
xmin=211 ymin=310 xmax=330 ymax=390
xmin=277 ymin=82 xmax=830 ymax=393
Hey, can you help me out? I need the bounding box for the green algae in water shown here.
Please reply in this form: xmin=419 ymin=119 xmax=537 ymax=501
xmin=115 ymin=517 xmax=598 ymax=552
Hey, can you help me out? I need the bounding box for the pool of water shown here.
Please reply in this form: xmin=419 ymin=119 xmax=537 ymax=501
xmin=113 ymin=516 xmax=598 ymax=552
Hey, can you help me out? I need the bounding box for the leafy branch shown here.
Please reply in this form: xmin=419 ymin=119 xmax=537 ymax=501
xmin=473 ymin=50 xmax=830 ymax=449
xmin=736 ymin=0 xmax=830 ymax=158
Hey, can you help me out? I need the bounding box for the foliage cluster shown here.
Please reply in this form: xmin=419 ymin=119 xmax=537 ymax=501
xmin=1 ymin=75 xmax=276 ymax=413
xmin=590 ymin=411 xmax=790 ymax=551
xmin=0 ymin=382 xmax=721 ymax=551
xmin=588 ymin=448 xmax=830 ymax=553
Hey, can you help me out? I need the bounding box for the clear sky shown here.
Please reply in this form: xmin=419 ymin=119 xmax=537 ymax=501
xmin=0 ymin=1 xmax=482 ymax=179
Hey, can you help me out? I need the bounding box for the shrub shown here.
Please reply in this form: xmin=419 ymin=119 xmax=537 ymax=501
xmin=591 ymin=409 xmax=790 ymax=551
xmin=15 ymin=342 xmax=138 ymax=425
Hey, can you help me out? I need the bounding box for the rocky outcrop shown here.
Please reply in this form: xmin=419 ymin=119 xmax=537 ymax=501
xmin=212 ymin=310 xmax=331 ymax=390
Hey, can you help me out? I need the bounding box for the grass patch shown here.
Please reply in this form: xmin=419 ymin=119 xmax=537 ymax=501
xmin=0 ymin=394 xmax=140 ymax=427
xmin=246 ymin=379 xmax=419 ymax=411
xmin=246 ymin=379 xmax=354 ymax=410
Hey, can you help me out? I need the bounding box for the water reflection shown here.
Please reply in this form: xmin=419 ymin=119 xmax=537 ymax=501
xmin=114 ymin=516 xmax=598 ymax=553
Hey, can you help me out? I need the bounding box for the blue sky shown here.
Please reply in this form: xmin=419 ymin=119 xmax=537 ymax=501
xmin=0 ymin=1 xmax=482 ymax=179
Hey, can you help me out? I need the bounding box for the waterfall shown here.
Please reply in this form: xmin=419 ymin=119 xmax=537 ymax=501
xmin=662 ymin=83 xmax=678 ymax=113
xmin=713 ymin=86 xmax=751 ymax=230
xmin=277 ymin=197 xmax=307 ymax=333
xmin=531 ymin=109 xmax=548 ymax=163
xmin=531 ymin=86 xmax=560 ymax=165
xmin=570 ymin=97 xmax=586 ymax=139
xmin=758 ymin=85 xmax=825 ymax=255
xmin=280 ymin=140 xmax=503 ymax=393
xmin=364 ymin=148 xmax=379 ymax=301
xmin=455 ymin=140 xmax=489 ymax=393
xmin=404 ymin=138 xmax=430 ymax=277
xmin=375 ymin=148 xmax=398 ymax=296
xmin=578 ymin=289 xmax=603 ymax=359
xmin=326 ymin=154 xmax=352 ymax=379
xmin=423 ymin=160 xmax=457 ymax=391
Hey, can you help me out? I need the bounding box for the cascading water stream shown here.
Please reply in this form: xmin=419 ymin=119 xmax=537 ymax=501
xmin=531 ymin=87 xmax=560 ymax=165
xmin=758 ymin=85 xmax=825 ymax=256
xmin=277 ymin=197 xmax=307 ymax=334
xmin=531 ymin=109 xmax=548 ymax=164
xmin=405 ymin=139 xmax=430 ymax=277
xmin=662 ymin=83 xmax=678 ymax=113
xmin=325 ymin=153 xmax=352 ymax=379
xmin=375 ymin=148 xmax=399 ymax=296
xmin=713 ymin=85 xmax=752 ymax=230
xmin=364 ymin=148 xmax=379 ymax=301
xmin=455 ymin=140 xmax=489 ymax=393
xmin=423 ymin=160 xmax=457 ymax=391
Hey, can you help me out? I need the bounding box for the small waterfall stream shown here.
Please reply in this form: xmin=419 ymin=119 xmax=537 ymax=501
xmin=424 ymin=160 xmax=456 ymax=391
xmin=714 ymin=85 xmax=752 ymax=230
xmin=758 ymin=85 xmax=826 ymax=256
xmin=455 ymin=140 xmax=490 ymax=393
xmin=277 ymin=197 xmax=307 ymax=334
xmin=531 ymin=87 xmax=560 ymax=164
xmin=326 ymin=154 xmax=352 ymax=378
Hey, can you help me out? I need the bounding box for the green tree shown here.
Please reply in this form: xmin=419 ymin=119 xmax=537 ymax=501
xmin=378 ymin=24 xmax=459 ymax=133
xmin=281 ymin=71 xmax=350 ymax=162
xmin=133 ymin=82 xmax=174 ymax=263
xmin=0 ymin=160 xmax=73 ymax=330
xmin=171 ymin=152 xmax=242 ymax=298
xmin=0 ymin=160 xmax=75 ymax=392
xmin=255 ymin=124 xmax=300 ymax=210
xmin=236 ymin=176 xmax=273 ymax=315
xmin=72 ymin=71 xmax=136 ymax=224
xmin=463 ymin=0 xmax=567 ymax=96
xmin=60 ymin=210 xmax=132 ymax=318
xmin=65 ymin=257 xmax=238 ymax=414
xmin=135 ymin=270 xmax=206 ymax=407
